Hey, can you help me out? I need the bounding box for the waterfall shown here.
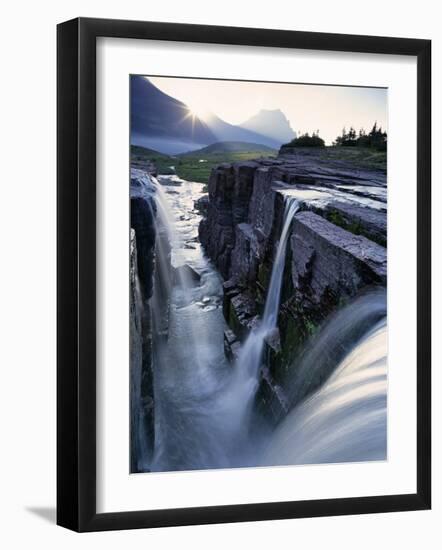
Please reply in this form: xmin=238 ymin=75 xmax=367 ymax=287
xmin=230 ymin=198 xmax=300 ymax=430
xmin=262 ymin=198 xmax=300 ymax=328
xmin=132 ymin=171 xmax=387 ymax=473
xmin=149 ymin=176 xmax=235 ymax=472
xmin=262 ymin=289 xmax=387 ymax=466
xmin=286 ymin=287 xmax=387 ymax=409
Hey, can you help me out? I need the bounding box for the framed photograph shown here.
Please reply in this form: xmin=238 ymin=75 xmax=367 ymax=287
xmin=57 ymin=17 xmax=431 ymax=532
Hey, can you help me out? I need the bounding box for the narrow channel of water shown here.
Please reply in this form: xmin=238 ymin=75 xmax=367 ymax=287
xmin=150 ymin=175 xmax=250 ymax=471
xmin=143 ymin=174 xmax=386 ymax=473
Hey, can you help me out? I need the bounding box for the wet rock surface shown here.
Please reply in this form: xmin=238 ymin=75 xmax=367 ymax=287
xmin=291 ymin=211 xmax=387 ymax=300
xmin=315 ymin=201 xmax=387 ymax=246
xmin=194 ymin=194 xmax=209 ymax=215
xmin=130 ymin=169 xmax=157 ymax=301
xmin=198 ymin=148 xmax=387 ymax=407
xmin=173 ymin=264 xmax=201 ymax=286
xmin=130 ymin=168 xmax=158 ymax=472
xmin=223 ymin=284 xmax=259 ymax=340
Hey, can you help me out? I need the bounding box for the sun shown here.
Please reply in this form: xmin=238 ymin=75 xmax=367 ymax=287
xmin=187 ymin=104 xmax=212 ymax=121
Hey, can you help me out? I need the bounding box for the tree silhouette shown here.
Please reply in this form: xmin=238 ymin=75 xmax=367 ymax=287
xmin=333 ymin=122 xmax=387 ymax=151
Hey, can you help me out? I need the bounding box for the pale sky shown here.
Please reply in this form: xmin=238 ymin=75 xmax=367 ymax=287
xmin=149 ymin=76 xmax=388 ymax=145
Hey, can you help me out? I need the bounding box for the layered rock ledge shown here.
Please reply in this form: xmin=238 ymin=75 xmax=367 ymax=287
xmin=130 ymin=168 xmax=157 ymax=471
xmin=198 ymin=148 xmax=387 ymax=420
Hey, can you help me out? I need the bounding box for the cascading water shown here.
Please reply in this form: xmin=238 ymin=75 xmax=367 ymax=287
xmin=262 ymin=303 xmax=387 ymax=465
xmin=137 ymin=174 xmax=386 ymax=473
xmin=286 ymin=287 xmax=387 ymax=410
xmin=149 ymin=175 xmax=241 ymax=472
xmin=229 ymin=198 xmax=300 ymax=430
xmin=261 ymin=198 xmax=300 ymax=329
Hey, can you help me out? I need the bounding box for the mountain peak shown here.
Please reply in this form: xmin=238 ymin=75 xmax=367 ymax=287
xmin=131 ymin=77 xmax=283 ymax=154
xmin=259 ymin=108 xmax=283 ymax=114
xmin=239 ymin=109 xmax=296 ymax=144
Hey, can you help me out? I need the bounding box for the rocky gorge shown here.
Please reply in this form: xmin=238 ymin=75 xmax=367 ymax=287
xmin=199 ymin=148 xmax=387 ymax=422
xmin=130 ymin=146 xmax=388 ymax=472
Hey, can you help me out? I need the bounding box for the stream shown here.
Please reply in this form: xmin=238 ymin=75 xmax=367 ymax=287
xmin=141 ymin=174 xmax=387 ymax=473
xmin=150 ymin=175 xmax=261 ymax=471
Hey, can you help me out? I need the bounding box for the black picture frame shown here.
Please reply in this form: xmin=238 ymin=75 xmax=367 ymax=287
xmin=57 ymin=17 xmax=431 ymax=532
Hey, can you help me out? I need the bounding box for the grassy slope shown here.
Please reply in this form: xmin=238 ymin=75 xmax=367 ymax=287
xmin=179 ymin=141 xmax=276 ymax=156
xmin=317 ymin=146 xmax=387 ymax=172
xmin=131 ymin=144 xmax=386 ymax=184
xmin=175 ymin=149 xmax=277 ymax=183
xmin=131 ymin=143 xmax=277 ymax=184
xmin=131 ymin=145 xmax=175 ymax=175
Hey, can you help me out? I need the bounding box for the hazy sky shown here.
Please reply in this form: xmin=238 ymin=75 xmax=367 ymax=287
xmin=149 ymin=76 xmax=388 ymax=145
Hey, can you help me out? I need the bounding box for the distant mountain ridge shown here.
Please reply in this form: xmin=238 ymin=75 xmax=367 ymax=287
xmin=179 ymin=141 xmax=277 ymax=156
xmin=131 ymin=76 xmax=282 ymax=154
xmin=205 ymin=114 xmax=280 ymax=150
xmin=131 ymin=76 xmax=217 ymax=154
xmin=240 ymin=109 xmax=296 ymax=144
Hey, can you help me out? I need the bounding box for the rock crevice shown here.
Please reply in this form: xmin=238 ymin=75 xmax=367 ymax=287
xmin=198 ymin=148 xmax=387 ymax=418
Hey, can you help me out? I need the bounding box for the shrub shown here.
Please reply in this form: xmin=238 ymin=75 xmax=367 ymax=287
xmin=284 ymin=132 xmax=325 ymax=148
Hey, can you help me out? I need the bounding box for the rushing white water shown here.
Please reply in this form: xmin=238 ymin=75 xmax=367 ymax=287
xmin=286 ymin=287 xmax=387 ymax=410
xmin=228 ymin=198 xmax=300 ymax=429
xmin=263 ymin=198 xmax=300 ymax=328
xmin=150 ymin=175 xmax=242 ymax=472
xmin=262 ymin=313 xmax=387 ymax=465
xmin=137 ymin=174 xmax=387 ymax=473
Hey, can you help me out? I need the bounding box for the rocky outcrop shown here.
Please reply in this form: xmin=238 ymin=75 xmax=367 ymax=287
xmin=314 ymin=201 xmax=387 ymax=246
xmin=199 ymin=148 xmax=387 ymax=416
xmin=131 ymin=155 xmax=158 ymax=176
xmin=173 ymin=264 xmax=201 ymax=286
xmin=130 ymin=168 xmax=157 ymax=472
xmin=223 ymin=282 xmax=259 ymax=340
xmin=199 ymin=162 xmax=259 ymax=278
xmin=267 ymin=211 xmax=387 ymax=385
xmin=291 ymin=211 xmax=387 ymax=303
xmin=130 ymin=231 xmax=142 ymax=471
xmin=131 ymin=203 xmax=156 ymax=300
xmin=194 ymin=195 xmax=209 ymax=215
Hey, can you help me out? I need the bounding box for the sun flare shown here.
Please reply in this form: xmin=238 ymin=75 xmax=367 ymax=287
xmin=188 ymin=104 xmax=212 ymax=121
